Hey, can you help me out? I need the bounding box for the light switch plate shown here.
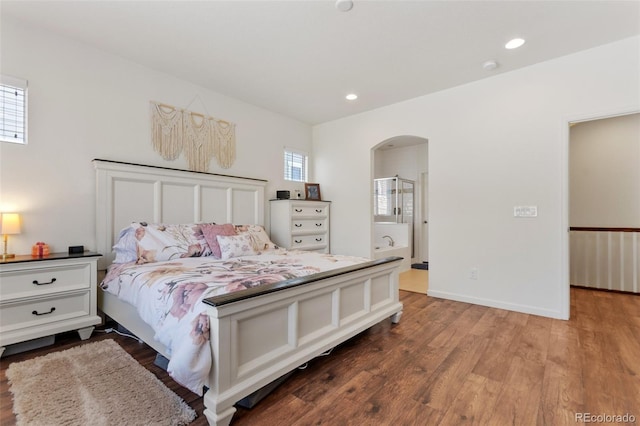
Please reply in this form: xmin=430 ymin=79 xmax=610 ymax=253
xmin=514 ymin=206 xmax=538 ymax=217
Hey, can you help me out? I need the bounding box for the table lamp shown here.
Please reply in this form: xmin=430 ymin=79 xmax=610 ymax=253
xmin=1 ymin=212 xmax=21 ymax=260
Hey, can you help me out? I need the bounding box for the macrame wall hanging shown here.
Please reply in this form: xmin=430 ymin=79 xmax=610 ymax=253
xmin=150 ymin=100 xmax=236 ymax=172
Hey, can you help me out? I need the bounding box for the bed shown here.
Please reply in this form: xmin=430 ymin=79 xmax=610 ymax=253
xmin=93 ymin=159 xmax=403 ymax=426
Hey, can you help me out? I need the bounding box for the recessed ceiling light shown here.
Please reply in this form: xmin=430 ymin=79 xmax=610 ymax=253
xmin=345 ymin=93 xmax=358 ymax=101
xmin=505 ymin=38 xmax=526 ymax=50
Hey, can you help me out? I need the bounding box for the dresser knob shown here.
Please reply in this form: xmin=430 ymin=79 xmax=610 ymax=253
xmin=33 ymin=278 xmax=57 ymax=285
xmin=294 ymin=223 xmax=302 ymax=227
xmin=32 ymin=307 xmax=56 ymax=316
xmin=294 ymin=239 xmax=302 ymax=244
xmin=315 ymin=223 xmax=322 ymax=227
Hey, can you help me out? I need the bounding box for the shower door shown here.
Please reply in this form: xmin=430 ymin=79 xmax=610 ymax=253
xmin=400 ymin=179 xmax=414 ymax=257
xmin=373 ymin=177 xmax=415 ymax=256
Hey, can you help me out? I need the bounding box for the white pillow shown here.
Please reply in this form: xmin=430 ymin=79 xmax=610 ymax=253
xmin=112 ymin=226 xmax=138 ymax=263
xmin=233 ymin=224 xmax=279 ymax=252
xmin=112 ymin=222 xmax=212 ymax=264
xmin=216 ymin=233 xmax=258 ymax=260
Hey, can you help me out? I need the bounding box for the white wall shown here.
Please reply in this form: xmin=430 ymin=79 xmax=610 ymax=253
xmin=374 ymin=143 xmax=428 ymax=181
xmin=0 ymin=16 xmax=312 ymax=255
xmin=313 ymin=36 xmax=640 ymax=319
xmin=570 ymin=113 xmax=640 ymax=227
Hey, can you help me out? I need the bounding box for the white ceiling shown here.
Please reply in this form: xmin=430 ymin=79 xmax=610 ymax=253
xmin=2 ymin=1 xmax=639 ymax=125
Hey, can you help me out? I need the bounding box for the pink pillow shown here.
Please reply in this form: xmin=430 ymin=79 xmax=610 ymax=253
xmin=201 ymin=223 xmax=237 ymax=258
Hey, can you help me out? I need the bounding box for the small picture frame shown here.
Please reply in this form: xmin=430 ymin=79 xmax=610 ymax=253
xmin=304 ymin=183 xmax=321 ymax=200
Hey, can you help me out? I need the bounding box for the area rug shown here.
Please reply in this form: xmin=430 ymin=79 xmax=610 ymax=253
xmin=6 ymin=339 xmax=196 ymax=426
xmin=411 ymin=262 xmax=429 ymax=270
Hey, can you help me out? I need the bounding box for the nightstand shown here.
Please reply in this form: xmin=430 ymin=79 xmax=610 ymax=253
xmin=0 ymin=252 xmax=102 ymax=357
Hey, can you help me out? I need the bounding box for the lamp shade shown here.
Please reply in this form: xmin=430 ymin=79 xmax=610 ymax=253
xmin=0 ymin=213 xmax=21 ymax=235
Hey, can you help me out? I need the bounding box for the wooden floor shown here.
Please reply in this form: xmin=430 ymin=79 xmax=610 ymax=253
xmin=399 ymin=268 xmax=428 ymax=294
xmin=2 ymin=287 xmax=639 ymax=425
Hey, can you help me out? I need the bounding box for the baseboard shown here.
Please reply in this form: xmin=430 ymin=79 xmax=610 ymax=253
xmin=427 ymin=289 xmax=565 ymax=319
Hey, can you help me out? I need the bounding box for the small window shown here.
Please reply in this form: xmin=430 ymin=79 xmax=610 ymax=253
xmin=1 ymin=75 xmax=28 ymax=144
xmin=284 ymin=148 xmax=308 ymax=182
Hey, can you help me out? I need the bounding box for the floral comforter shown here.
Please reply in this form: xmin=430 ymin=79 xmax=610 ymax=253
xmin=100 ymin=249 xmax=369 ymax=395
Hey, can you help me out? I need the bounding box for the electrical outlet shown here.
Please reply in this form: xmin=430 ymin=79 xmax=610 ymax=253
xmin=470 ymin=267 xmax=478 ymax=280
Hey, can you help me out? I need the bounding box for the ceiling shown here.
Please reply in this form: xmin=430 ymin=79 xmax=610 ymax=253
xmin=2 ymin=1 xmax=639 ymax=125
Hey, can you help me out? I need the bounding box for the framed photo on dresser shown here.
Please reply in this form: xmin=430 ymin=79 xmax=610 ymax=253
xmin=304 ymin=183 xmax=321 ymax=200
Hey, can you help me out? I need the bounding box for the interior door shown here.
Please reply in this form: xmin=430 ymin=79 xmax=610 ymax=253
xmin=421 ymin=172 xmax=429 ymax=263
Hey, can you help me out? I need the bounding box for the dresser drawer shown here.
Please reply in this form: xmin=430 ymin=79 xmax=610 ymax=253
xmin=291 ymin=204 xmax=327 ymax=217
xmin=0 ymin=263 xmax=92 ymax=302
xmin=291 ymin=234 xmax=328 ymax=249
xmin=0 ymin=291 xmax=92 ymax=332
xmin=292 ymin=219 xmax=327 ymax=232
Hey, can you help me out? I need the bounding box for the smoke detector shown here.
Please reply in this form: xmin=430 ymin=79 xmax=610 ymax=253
xmin=483 ymin=60 xmax=498 ymax=71
xmin=336 ymin=0 xmax=353 ymax=12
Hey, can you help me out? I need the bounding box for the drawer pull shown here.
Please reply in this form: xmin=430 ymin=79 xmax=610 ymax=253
xmin=294 ymin=239 xmax=302 ymax=244
xmin=33 ymin=278 xmax=57 ymax=285
xmin=295 ymin=208 xmax=303 ymax=212
xmin=294 ymin=223 xmax=302 ymax=227
xmin=315 ymin=238 xmax=323 ymax=242
xmin=32 ymin=307 xmax=56 ymax=316
xmin=315 ymin=209 xmax=323 ymax=213
xmin=315 ymin=223 xmax=322 ymax=227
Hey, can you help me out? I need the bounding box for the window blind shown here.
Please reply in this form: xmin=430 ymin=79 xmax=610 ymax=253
xmin=284 ymin=149 xmax=308 ymax=182
xmin=1 ymin=75 xmax=28 ymax=144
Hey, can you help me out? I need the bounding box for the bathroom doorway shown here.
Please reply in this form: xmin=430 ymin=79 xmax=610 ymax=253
xmin=372 ymin=135 xmax=428 ymax=275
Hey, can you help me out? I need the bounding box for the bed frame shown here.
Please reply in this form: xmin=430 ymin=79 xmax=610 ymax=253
xmin=93 ymin=159 xmax=403 ymax=426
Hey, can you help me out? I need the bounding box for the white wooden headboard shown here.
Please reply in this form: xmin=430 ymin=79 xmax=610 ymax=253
xmin=94 ymin=159 xmax=267 ymax=270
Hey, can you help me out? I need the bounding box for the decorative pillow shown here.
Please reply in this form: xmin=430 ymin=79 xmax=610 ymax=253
xmin=112 ymin=222 xmax=212 ymax=264
xmin=200 ymin=223 xmax=237 ymax=259
xmin=112 ymin=226 xmax=139 ymax=263
xmin=216 ymin=233 xmax=258 ymax=260
xmin=234 ymin=225 xmax=279 ymax=252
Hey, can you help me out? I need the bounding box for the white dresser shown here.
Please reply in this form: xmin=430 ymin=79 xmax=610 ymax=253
xmin=0 ymin=252 xmax=102 ymax=356
xmin=270 ymin=200 xmax=331 ymax=253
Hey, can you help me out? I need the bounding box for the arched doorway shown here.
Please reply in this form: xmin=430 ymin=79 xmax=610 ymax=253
xmin=372 ymin=135 xmax=429 ymax=292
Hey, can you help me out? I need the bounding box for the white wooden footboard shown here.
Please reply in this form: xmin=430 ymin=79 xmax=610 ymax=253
xmin=202 ymin=257 xmax=402 ymax=426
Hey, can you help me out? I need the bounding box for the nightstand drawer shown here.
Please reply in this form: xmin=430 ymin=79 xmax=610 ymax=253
xmin=0 ymin=263 xmax=92 ymax=301
xmin=0 ymin=291 xmax=91 ymax=332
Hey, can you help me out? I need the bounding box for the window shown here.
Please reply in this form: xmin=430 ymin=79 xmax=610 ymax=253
xmin=284 ymin=148 xmax=308 ymax=182
xmin=1 ymin=75 xmax=28 ymax=144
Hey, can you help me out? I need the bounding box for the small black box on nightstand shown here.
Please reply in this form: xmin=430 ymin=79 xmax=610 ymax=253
xmin=68 ymin=245 xmax=84 ymax=254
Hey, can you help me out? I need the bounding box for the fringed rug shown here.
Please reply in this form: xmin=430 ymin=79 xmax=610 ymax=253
xmin=6 ymin=339 xmax=196 ymax=426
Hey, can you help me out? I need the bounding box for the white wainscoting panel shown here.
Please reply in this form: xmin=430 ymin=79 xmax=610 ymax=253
xmin=570 ymin=230 xmax=639 ymax=293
